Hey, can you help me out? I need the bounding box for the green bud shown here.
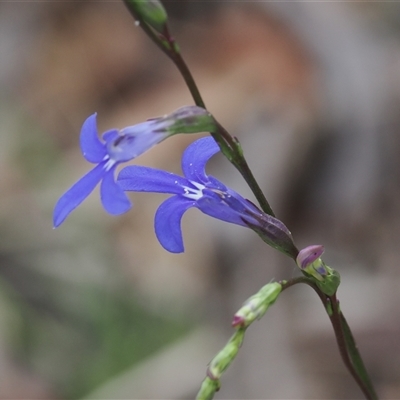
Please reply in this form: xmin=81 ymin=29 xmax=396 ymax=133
xmin=232 ymin=282 xmax=282 ymax=328
xmin=125 ymin=0 xmax=168 ymax=33
xmin=207 ymin=329 xmax=245 ymax=380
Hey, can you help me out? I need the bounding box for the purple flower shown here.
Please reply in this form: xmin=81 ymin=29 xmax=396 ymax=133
xmin=53 ymin=107 xmax=217 ymax=228
xmin=53 ymin=113 xmax=170 ymax=227
xmin=118 ymin=136 xmax=295 ymax=254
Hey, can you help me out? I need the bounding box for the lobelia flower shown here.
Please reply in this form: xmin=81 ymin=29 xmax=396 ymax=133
xmin=53 ymin=106 xmax=216 ymax=228
xmin=118 ymin=136 xmax=298 ymax=255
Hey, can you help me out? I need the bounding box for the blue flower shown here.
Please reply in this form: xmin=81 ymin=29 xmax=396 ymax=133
xmin=53 ymin=106 xmax=217 ymax=228
xmin=118 ymin=136 xmax=293 ymax=254
xmin=53 ymin=113 xmax=169 ymax=227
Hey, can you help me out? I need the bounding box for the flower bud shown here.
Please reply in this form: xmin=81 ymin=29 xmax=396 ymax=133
xmin=232 ymin=282 xmax=282 ymax=328
xmin=296 ymin=245 xmax=340 ymax=295
xmin=207 ymin=329 xmax=245 ymax=380
xmin=125 ymin=0 xmax=168 ymax=33
xmin=296 ymin=245 xmax=327 ymax=281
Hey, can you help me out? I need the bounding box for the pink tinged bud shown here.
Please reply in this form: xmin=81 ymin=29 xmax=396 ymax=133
xmin=231 ymin=315 xmax=246 ymax=328
xmin=232 ymin=283 xmax=282 ymax=328
xmin=296 ymin=245 xmax=324 ymax=268
xmin=296 ymin=245 xmax=327 ymax=281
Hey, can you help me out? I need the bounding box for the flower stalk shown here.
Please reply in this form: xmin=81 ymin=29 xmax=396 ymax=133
xmin=196 ymin=283 xmax=283 ymax=399
xmin=280 ymin=277 xmax=378 ymax=400
xmin=78 ymin=3 xmax=379 ymax=399
xmin=122 ymin=0 xmax=275 ymax=217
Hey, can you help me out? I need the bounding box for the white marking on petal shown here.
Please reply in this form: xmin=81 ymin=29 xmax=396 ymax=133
xmin=104 ymin=158 xmax=116 ymax=172
xmin=191 ymin=181 xmax=205 ymax=190
xmin=181 ymin=180 xmax=205 ymax=200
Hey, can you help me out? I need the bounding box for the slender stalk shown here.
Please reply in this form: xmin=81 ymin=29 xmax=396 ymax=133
xmin=215 ymin=123 xmax=275 ymax=216
xmin=161 ymin=33 xmax=275 ymax=216
xmin=331 ymin=294 xmax=378 ymax=400
xmin=328 ymin=295 xmax=376 ymax=399
xmin=122 ymin=2 xmax=205 ymax=108
xmin=122 ymin=1 xmax=275 ymax=216
xmin=166 ymin=39 xmax=205 ymax=108
xmin=281 ymin=278 xmax=377 ymax=400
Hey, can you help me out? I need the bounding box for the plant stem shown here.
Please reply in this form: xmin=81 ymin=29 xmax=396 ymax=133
xmin=122 ymin=2 xmax=275 ymax=216
xmin=214 ymin=123 xmax=275 ymax=216
xmin=160 ymin=32 xmax=275 ymax=216
xmin=329 ymin=294 xmax=378 ymax=400
xmin=122 ymin=2 xmax=205 ymax=107
xmin=166 ymin=40 xmax=206 ymax=109
xmin=281 ymin=278 xmax=377 ymax=399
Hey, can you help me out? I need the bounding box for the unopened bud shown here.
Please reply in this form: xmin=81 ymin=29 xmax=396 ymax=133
xmin=232 ymin=282 xmax=282 ymax=328
xmin=207 ymin=329 xmax=245 ymax=380
xmin=125 ymin=0 xmax=168 ymax=33
xmin=296 ymin=245 xmax=340 ymax=295
xmin=296 ymin=245 xmax=327 ymax=281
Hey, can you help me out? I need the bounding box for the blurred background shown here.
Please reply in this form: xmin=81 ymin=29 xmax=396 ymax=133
xmin=1 ymin=1 xmax=400 ymax=398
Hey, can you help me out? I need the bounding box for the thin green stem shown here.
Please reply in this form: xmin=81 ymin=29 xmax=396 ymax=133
xmin=331 ymin=294 xmax=378 ymax=400
xmin=280 ymin=276 xmax=316 ymax=291
xmin=281 ymin=278 xmax=377 ymax=399
xmin=215 ymin=123 xmax=275 ymax=216
xmin=166 ymin=40 xmax=205 ymax=108
xmin=122 ymin=2 xmax=205 ymax=108
xmin=281 ymin=276 xmax=328 ymax=305
xmin=163 ymin=36 xmax=274 ymax=216
xmin=122 ymin=1 xmax=274 ymax=216
xmin=328 ymin=295 xmax=376 ymax=399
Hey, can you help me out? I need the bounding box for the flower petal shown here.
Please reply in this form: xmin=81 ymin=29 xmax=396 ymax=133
xmin=154 ymin=196 xmax=194 ymax=253
xmin=195 ymin=192 xmax=246 ymax=227
xmin=182 ymin=136 xmax=220 ymax=183
xmin=121 ymin=120 xmax=156 ymax=136
xmin=107 ymin=130 xmax=166 ymax=163
xmin=53 ymin=163 xmax=106 ymax=227
xmin=118 ymin=166 xmax=189 ymax=194
xmin=80 ymin=113 xmax=107 ymax=163
xmin=102 ymin=129 xmax=119 ymax=143
xmin=100 ymin=166 xmax=131 ymax=215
